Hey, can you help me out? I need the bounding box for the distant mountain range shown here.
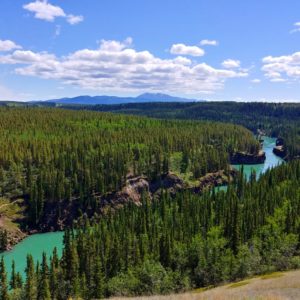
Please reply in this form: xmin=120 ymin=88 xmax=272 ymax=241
xmin=42 ymin=93 xmax=203 ymax=105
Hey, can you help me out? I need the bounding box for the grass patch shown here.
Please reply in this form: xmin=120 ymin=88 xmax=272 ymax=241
xmin=193 ymin=285 xmax=214 ymax=294
xmin=227 ymin=280 xmax=250 ymax=288
xmin=0 ymin=198 xmax=25 ymax=231
xmin=169 ymin=152 xmax=200 ymax=187
xmin=260 ymin=272 xmax=284 ymax=280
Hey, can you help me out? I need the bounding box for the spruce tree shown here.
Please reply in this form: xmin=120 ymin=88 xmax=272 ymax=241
xmin=37 ymin=253 xmax=51 ymax=300
xmin=25 ymin=255 xmax=36 ymax=300
xmin=0 ymin=257 xmax=8 ymax=300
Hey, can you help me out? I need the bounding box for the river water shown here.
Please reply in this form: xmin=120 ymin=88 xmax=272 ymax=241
xmin=2 ymin=137 xmax=284 ymax=278
xmin=214 ymin=136 xmax=284 ymax=192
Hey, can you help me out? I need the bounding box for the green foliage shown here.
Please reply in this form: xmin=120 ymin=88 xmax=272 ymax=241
xmin=85 ymin=101 xmax=300 ymax=159
xmin=0 ymin=257 xmax=9 ymax=300
xmin=1 ymin=105 xmax=299 ymax=299
xmin=0 ymin=107 xmax=258 ymax=228
xmin=5 ymin=160 xmax=299 ymax=299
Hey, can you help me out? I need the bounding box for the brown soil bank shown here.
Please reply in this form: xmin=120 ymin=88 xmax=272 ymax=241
xmin=0 ymin=198 xmax=27 ymax=250
xmin=109 ymin=270 xmax=300 ymax=300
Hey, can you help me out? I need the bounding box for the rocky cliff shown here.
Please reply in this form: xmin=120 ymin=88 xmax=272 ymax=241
xmin=38 ymin=170 xmax=236 ymax=232
xmin=273 ymin=138 xmax=287 ymax=159
xmin=230 ymin=150 xmax=266 ymax=164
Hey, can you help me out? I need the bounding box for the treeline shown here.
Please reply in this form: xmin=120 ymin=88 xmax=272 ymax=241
xmin=78 ymin=101 xmax=300 ymax=159
xmin=0 ymin=108 xmax=258 ymax=228
xmin=2 ymin=160 xmax=299 ymax=299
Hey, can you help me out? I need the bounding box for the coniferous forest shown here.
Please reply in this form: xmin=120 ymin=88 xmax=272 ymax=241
xmin=0 ymin=105 xmax=299 ymax=299
xmin=81 ymin=102 xmax=300 ymax=160
xmin=1 ymin=0 xmax=300 ymax=298
xmin=0 ymin=107 xmax=258 ymax=228
xmin=2 ymin=160 xmax=300 ymax=299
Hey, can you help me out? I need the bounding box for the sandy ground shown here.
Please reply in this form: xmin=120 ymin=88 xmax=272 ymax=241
xmin=109 ymin=270 xmax=300 ymax=300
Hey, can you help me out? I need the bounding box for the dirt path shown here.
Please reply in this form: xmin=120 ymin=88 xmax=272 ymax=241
xmin=109 ymin=270 xmax=300 ymax=300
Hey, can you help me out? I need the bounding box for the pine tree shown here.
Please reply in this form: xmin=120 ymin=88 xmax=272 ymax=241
xmin=9 ymin=260 xmax=16 ymax=290
xmin=25 ymin=255 xmax=36 ymax=300
xmin=93 ymin=256 xmax=105 ymax=299
xmin=0 ymin=257 xmax=9 ymax=300
xmin=37 ymin=252 xmax=51 ymax=300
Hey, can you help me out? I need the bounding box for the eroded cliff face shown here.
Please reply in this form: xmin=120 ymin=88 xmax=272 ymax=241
xmin=273 ymin=138 xmax=287 ymax=160
xmin=1 ymin=168 xmax=238 ymax=250
xmin=5 ymin=229 xmax=26 ymax=251
xmin=0 ymin=199 xmax=27 ymax=251
xmin=37 ymin=170 xmax=236 ymax=232
xmin=273 ymin=146 xmax=286 ymax=159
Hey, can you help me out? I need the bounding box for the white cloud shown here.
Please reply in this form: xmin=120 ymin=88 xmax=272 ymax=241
xmin=0 ymin=38 xmax=248 ymax=95
xmin=222 ymin=59 xmax=241 ymax=69
xmin=66 ymin=14 xmax=84 ymax=25
xmin=0 ymin=50 xmax=56 ymax=64
xmin=99 ymin=38 xmax=132 ymax=52
xmin=23 ymin=0 xmax=65 ymax=21
xmin=251 ymin=79 xmax=261 ymax=83
xmin=0 ymin=40 xmax=22 ymax=52
xmin=200 ymin=39 xmax=218 ymax=46
xmin=23 ymin=0 xmax=83 ymax=24
xmin=170 ymin=43 xmax=205 ymax=57
xmin=290 ymin=22 xmax=300 ymax=33
xmin=262 ymin=52 xmax=300 ymax=82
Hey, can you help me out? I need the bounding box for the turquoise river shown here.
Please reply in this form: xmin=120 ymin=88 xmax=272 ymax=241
xmin=2 ymin=136 xmax=284 ymax=278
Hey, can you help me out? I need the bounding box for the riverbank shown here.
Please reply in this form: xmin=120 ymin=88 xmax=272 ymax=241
xmin=0 ymin=198 xmax=27 ymax=250
xmin=1 ymin=168 xmax=236 ymax=278
xmin=1 ymin=167 xmax=236 ymax=252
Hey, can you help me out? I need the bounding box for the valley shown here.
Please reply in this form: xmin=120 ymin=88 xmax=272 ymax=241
xmin=1 ymin=136 xmax=284 ymax=280
xmin=0 ymin=104 xmax=298 ymax=299
xmin=1 ymin=1 xmax=300 ymax=299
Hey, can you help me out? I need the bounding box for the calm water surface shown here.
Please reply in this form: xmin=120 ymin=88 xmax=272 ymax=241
xmin=3 ymin=232 xmax=64 ymax=278
xmin=214 ymin=136 xmax=284 ymax=191
xmin=233 ymin=136 xmax=284 ymax=179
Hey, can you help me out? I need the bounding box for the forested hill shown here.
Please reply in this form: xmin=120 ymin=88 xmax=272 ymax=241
xmin=73 ymin=102 xmax=300 ymax=160
xmin=0 ymin=107 xmax=258 ymax=234
xmin=6 ymin=158 xmax=299 ymax=299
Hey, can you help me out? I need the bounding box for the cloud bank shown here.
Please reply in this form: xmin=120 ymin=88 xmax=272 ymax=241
xmin=0 ymin=38 xmax=247 ymax=94
xmin=262 ymin=52 xmax=300 ymax=82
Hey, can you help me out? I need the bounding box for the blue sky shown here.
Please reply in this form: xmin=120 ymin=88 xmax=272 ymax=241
xmin=0 ymin=0 xmax=300 ymax=101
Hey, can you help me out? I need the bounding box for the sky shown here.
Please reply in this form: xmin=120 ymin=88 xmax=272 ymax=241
xmin=0 ymin=0 xmax=300 ymax=102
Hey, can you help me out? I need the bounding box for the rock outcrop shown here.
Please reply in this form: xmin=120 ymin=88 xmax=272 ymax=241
xmin=37 ymin=170 xmax=236 ymax=231
xmin=193 ymin=169 xmax=237 ymax=193
xmin=6 ymin=229 xmax=27 ymax=251
xmin=273 ymin=138 xmax=287 ymax=159
xmin=230 ymin=150 xmax=266 ymax=164
xmin=273 ymin=145 xmax=286 ymax=159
